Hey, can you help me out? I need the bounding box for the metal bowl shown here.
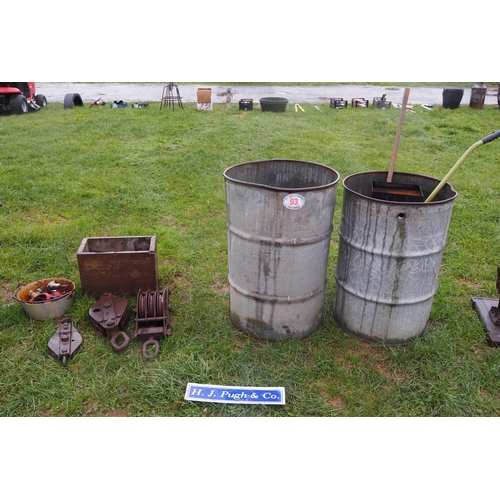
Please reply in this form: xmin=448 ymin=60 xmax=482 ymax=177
xmin=14 ymin=278 xmax=75 ymax=320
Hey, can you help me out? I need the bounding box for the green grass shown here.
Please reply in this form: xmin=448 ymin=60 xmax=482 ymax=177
xmin=1 ymin=98 xmax=500 ymax=417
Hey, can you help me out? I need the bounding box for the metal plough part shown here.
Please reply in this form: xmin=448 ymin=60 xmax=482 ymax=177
xmin=89 ymin=293 xmax=131 ymax=353
xmin=133 ymin=288 xmax=172 ymax=359
xmin=472 ymin=267 xmax=500 ymax=347
xmin=48 ymin=317 xmax=83 ymax=366
xmin=488 ymin=267 xmax=500 ymax=329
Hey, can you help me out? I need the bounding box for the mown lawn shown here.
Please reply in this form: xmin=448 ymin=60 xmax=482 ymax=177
xmin=1 ymin=97 xmax=500 ymax=417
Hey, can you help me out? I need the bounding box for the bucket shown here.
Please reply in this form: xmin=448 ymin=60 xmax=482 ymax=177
xmin=442 ymin=88 xmax=464 ymax=109
xmin=259 ymin=97 xmax=289 ymax=112
xmin=14 ymin=278 xmax=76 ymax=320
xmin=223 ymin=159 xmax=340 ymax=341
xmin=333 ymin=171 xmax=457 ymax=345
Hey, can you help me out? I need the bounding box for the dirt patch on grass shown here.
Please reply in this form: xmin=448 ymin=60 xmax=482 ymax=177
xmin=456 ymin=278 xmax=484 ymax=292
xmin=161 ymin=214 xmax=186 ymax=232
xmin=232 ymin=333 xmax=252 ymax=351
xmin=315 ymin=381 xmax=346 ymax=410
xmin=172 ymin=272 xmax=195 ymax=303
xmin=81 ymin=402 xmax=131 ymax=416
xmin=211 ymin=273 xmax=229 ymax=294
xmin=24 ymin=213 xmax=69 ymax=225
xmin=210 ymin=280 xmax=229 ymax=295
xmin=1 ymin=282 xmax=15 ymax=303
xmin=335 ymin=342 xmax=406 ymax=385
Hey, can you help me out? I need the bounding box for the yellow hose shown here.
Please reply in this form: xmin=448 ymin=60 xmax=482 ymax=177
xmin=425 ymin=140 xmax=483 ymax=202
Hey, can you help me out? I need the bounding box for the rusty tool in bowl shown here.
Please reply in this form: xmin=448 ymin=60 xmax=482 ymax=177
xmin=425 ymin=130 xmax=500 ymax=202
xmin=29 ymin=280 xmax=71 ymax=303
xmin=371 ymin=87 xmax=424 ymax=202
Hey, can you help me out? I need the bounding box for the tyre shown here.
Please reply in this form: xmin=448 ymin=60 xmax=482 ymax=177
xmin=10 ymin=95 xmax=28 ymax=114
xmin=63 ymin=93 xmax=83 ymax=109
xmin=35 ymin=94 xmax=47 ymax=108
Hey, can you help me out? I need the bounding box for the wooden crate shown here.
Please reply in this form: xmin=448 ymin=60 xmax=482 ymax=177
xmin=77 ymin=236 xmax=158 ymax=298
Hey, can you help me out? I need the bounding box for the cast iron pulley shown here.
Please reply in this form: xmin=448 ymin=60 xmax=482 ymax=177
xmin=89 ymin=293 xmax=131 ymax=353
xmin=133 ymin=288 xmax=172 ymax=359
xmin=48 ymin=317 xmax=83 ymax=366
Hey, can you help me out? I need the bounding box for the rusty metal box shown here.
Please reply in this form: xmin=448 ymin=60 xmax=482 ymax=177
xmin=77 ymin=236 xmax=158 ymax=298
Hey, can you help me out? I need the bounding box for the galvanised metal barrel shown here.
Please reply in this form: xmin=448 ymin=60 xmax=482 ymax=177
xmin=223 ymin=159 xmax=340 ymax=341
xmin=333 ymin=171 xmax=457 ymax=345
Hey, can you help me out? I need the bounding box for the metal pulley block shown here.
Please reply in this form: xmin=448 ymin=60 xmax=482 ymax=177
xmin=48 ymin=317 xmax=83 ymax=366
xmin=89 ymin=293 xmax=131 ymax=353
xmin=133 ymin=288 xmax=172 ymax=359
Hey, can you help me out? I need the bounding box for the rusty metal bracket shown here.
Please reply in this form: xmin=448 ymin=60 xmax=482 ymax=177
xmin=489 ymin=266 xmax=500 ymax=328
xmin=89 ymin=293 xmax=131 ymax=353
xmin=48 ymin=317 xmax=83 ymax=366
xmin=133 ymin=289 xmax=171 ymax=359
xmin=489 ymin=298 xmax=500 ymax=328
xmin=472 ymin=266 xmax=500 ymax=347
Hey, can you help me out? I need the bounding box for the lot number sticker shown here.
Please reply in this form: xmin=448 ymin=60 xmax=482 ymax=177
xmin=283 ymin=193 xmax=305 ymax=210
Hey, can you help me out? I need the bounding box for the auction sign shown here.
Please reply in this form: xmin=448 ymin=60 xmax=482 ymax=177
xmin=185 ymin=383 xmax=286 ymax=405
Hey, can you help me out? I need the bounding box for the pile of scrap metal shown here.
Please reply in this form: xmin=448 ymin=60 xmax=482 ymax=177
xmin=110 ymin=100 xmax=127 ymax=108
xmin=27 ymin=280 xmax=72 ymax=303
xmin=89 ymin=97 xmax=105 ymax=108
xmin=372 ymin=94 xmax=392 ymax=109
xmin=48 ymin=287 xmax=172 ymax=366
xmin=21 ymin=234 xmax=173 ymax=366
xmin=351 ymin=98 xmax=369 ymax=108
xmin=89 ymin=289 xmax=172 ymax=359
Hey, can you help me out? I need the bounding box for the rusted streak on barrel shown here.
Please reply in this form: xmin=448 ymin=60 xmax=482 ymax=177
xmin=333 ymin=171 xmax=457 ymax=345
xmin=224 ymin=159 xmax=339 ymax=341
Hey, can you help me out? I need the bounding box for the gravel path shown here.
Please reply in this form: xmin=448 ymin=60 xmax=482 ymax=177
xmin=36 ymin=83 xmax=500 ymax=106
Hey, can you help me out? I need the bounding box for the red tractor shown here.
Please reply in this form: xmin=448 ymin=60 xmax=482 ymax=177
xmin=0 ymin=82 xmax=47 ymax=114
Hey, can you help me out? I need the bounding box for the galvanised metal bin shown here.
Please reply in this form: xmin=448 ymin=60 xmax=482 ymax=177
xmin=333 ymin=171 xmax=458 ymax=345
xmin=223 ymin=159 xmax=340 ymax=341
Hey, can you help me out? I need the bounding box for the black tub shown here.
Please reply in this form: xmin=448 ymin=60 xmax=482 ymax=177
xmin=259 ymin=97 xmax=288 ymax=112
xmin=442 ymin=88 xmax=464 ymax=109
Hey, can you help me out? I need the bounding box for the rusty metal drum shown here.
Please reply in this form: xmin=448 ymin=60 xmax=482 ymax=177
xmin=333 ymin=171 xmax=458 ymax=345
xmin=223 ymin=159 xmax=340 ymax=341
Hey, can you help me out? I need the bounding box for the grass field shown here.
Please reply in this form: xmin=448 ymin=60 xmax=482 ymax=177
xmin=1 ymin=96 xmax=500 ymax=417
